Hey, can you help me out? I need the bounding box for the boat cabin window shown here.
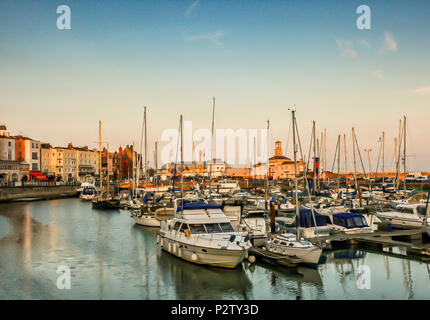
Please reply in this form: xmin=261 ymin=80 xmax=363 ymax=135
xmin=280 ymin=241 xmax=287 ymax=246
xmin=173 ymin=222 xmax=182 ymax=231
xmin=273 ymin=239 xmax=280 ymax=244
xmin=417 ymin=206 xmax=427 ymax=216
xmin=189 ymin=224 xmax=206 ymax=234
xmin=399 ymin=207 xmax=414 ymax=214
xmin=82 ymin=188 xmax=95 ymax=195
xmin=219 ymin=223 xmax=234 ymax=232
xmin=353 ymin=216 xmax=367 ymax=227
xmin=204 ymin=223 xmax=223 ymax=233
xmin=333 ymin=217 xmax=346 ymax=227
xmin=179 ymin=223 xmax=189 ymax=233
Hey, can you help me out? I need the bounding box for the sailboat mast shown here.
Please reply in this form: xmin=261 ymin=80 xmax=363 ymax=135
xmin=396 ymin=119 xmax=402 ymax=190
xmin=253 ymin=137 xmax=256 ymax=181
xmin=99 ymin=121 xmax=103 ymax=192
xmin=144 ymin=107 xmax=147 ymax=191
xmin=324 ymin=128 xmax=327 ymax=185
xmin=180 ymin=115 xmax=184 ymax=199
xmin=312 ymin=121 xmax=317 ymax=194
xmin=382 ymin=131 xmax=385 ymax=184
xmin=107 ymin=143 xmax=110 ymax=193
xmin=209 ymin=97 xmax=215 ymax=193
xmin=344 ymin=134 xmax=349 ymax=191
xmin=138 ymin=108 xmax=145 ymax=193
xmin=265 ymin=120 xmax=270 ymax=211
xmin=337 ymin=135 xmax=341 ymax=193
xmin=155 ymin=141 xmax=158 ymax=192
xmin=132 ymin=141 xmax=135 ymax=197
xmin=403 ymin=115 xmax=406 ymax=190
xmin=352 ymin=128 xmax=358 ymax=190
xmin=292 ymin=110 xmax=300 ymax=241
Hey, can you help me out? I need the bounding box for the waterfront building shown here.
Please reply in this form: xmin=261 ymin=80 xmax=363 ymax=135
xmin=0 ymin=160 xmax=21 ymax=184
xmin=0 ymin=128 xmax=20 ymax=183
xmin=206 ymin=159 xmax=226 ymax=178
xmin=13 ymin=135 xmax=42 ymax=181
xmin=0 ymin=129 xmax=15 ymax=161
xmin=225 ymin=168 xmax=251 ymax=178
xmin=253 ymin=141 xmax=306 ymax=180
xmin=75 ymin=145 xmax=99 ymax=182
xmin=41 ymin=143 xmax=99 ymax=182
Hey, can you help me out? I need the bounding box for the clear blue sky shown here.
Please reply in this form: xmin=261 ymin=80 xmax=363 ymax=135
xmin=1 ymin=0 xmax=429 ymax=170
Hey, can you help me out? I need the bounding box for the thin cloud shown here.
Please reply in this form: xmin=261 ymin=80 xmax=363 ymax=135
xmin=383 ymin=32 xmax=398 ymax=52
xmin=411 ymin=86 xmax=430 ymax=95
xmin=358 ymin=39 xmax=371 ymax=48
xmin=185 ymin=31 xmax=225 ymax=46
xmin=336 ymin=39 xmax=357 ymax=59
xmin=373 ymin=69 xmax=383 ymax=80
xmin=184 ymin=0 xmax=200 ymax=17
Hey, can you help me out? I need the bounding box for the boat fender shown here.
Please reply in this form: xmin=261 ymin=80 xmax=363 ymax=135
xmin=185 ymin=229 xmax=190 ymax=237
xmin=178 ymin=248 xmax=182 ymax=257
xmin=191 ymin=253 xmax=198 ymax=261
xmin=160 ymin=238 xmax=164 ymax=246
xmin=156 ymin=235 xmax=160 ymax=243
xmin=168 ymin=242 xmax=171 ymax=252
xmin=248 ymin=255 xmax=256 ymax=263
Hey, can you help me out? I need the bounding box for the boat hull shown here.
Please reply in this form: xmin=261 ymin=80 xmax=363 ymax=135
xmin=80 ymin=194 xmax=94 ymax=201
xmin=92 ymin=200 xmax=120 ymax=210
xmin=265 ymin=243 xmax=322 ymax=265
xmin=376 ymin=214 xmax=429 ymax=229
xmin=159 ymin=236 xmax=247 ymax=269
xmin=133 ymin=215 xmax=161 ymax=227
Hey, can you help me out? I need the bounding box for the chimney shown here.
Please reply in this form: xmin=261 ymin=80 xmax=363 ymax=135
xmin=83 ymin=146 xmax=88 ymax=151
xmin=68 ymin=142 xmax=73 ymax=149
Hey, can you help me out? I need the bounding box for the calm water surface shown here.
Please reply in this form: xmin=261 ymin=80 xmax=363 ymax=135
xmin=1 ymin=198 xmax=430 ymax=300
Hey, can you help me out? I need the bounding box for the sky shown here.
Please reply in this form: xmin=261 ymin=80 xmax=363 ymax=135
xmin=0 ymin=0 xmax=429 ymax=170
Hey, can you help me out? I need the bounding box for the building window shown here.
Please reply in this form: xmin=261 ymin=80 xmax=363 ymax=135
xmin=32 ymin=163 xmax=38 ymax=171
xmin=32 ymin=152 xmax=38 ymax=160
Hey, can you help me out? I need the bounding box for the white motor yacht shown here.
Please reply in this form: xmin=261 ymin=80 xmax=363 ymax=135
xmin=375 ymin=203 xmax=430 ymax=229
xmin=264 ymin=233 xmax=322 ymax=265
xmin=79 ymin=182 xmax=97 ymax=200
xmin=158 ymin=199 xmax=252 ymax=268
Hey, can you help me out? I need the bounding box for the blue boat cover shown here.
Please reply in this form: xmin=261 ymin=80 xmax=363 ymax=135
xmin=176 ymin=202 xmax=222 ymax=212
xmin=143 ymin=193 xmax=153 ymax=202
xmin=295 ymin=208 xmax=328 ymax=228
xmin=350 ymin=208 xmax=366 ymax=214
xmin=332 ymin=213 xmax=369 ymax=229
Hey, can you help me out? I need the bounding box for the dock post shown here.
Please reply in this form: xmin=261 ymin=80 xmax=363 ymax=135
xmin=270 ymin=202 xmax=276 ymax=234
xmin=387 ymin=223 xmax=392 ymax=232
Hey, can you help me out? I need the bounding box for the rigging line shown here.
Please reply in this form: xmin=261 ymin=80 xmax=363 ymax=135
xmin=293 ymin=116 xmax=318 ymax=229
xmin=173 ymin=116 xmax=182 ymax=188
xmin=375 ymin=137 xmax=383 ymax=178
xmin=305 ymin=123 xmax=314 ymax=175
xmin=331 ymin=137 xmax=339 ymax=174
xmin=285 ymin=117 xmax=292 ymax=158
xmin=353 ymin=130 xmax=367 ymax=179
xmin=395 ymin=124 xmax=404 ymax=187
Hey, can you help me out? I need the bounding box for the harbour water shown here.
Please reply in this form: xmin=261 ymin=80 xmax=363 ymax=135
xmin=1 ymin=198 xmax=430 ymax=300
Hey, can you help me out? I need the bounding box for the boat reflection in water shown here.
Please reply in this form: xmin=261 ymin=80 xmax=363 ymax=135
xmin=156 ymin=249 xmax=253 ymax=299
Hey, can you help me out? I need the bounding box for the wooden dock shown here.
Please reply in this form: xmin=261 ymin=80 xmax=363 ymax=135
xmin=312 ymin=228 xmax=430 ymax=256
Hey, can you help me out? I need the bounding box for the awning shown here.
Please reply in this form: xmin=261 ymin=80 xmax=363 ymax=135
xmin=30 ymin=171 xmax=49 ymax=181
